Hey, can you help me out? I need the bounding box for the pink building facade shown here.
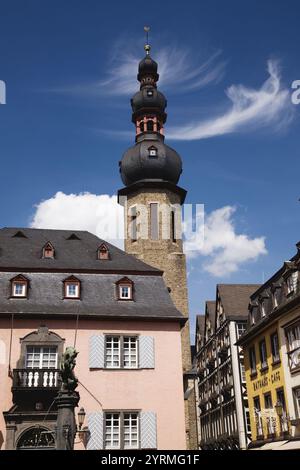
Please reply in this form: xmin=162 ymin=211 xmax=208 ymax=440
xmin=0 ymin=228 xmax=186 ymax=450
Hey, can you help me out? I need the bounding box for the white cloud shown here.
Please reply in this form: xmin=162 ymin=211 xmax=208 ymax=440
xmin=50 ymin=46 xmax=226 ymax=97
xmin=30 ymin=192 xmax=266 ymax=277
xmin=184 ymin=206 xmax=267 ymax=276
xmin=30 ymin=192 xmax=124 ymax=249
xmin=168 ymin=60 xmax=294 ymax=140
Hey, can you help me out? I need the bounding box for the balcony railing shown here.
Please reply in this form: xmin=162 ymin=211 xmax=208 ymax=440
xmin=288 ymin=346 xmax=300 ymax=372
xmin=12 ymin=369 xmax=61 ymax=390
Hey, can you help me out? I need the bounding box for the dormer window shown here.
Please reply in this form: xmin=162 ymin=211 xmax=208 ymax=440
xmin=116 ymin=277 xmax=133 ymax=301
xmin=249 ymin=309 xmax=255 ymax=326
xmin=64 ymin=276 xmax=81 ymax=299
xmin=43 ymin=242 xmax=55 ymax=259
xmin=148 ymin=146 xmax=157 ymax=157
xmin=98 ymin=243 xmax=110 ymax=260
xmin=11 ymin=275 xmax=29 ymax=298
xmin=272 ymin=286 xmax=281 ymax=308
xmin=261 ymin=301 xmax=266 ymax=317
xmin=286 ymin=271 xmax=298 ymax=295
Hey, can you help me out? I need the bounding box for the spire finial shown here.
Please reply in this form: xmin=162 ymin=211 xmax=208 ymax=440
xmin=144 ymin=26 xmax=151 ymax=55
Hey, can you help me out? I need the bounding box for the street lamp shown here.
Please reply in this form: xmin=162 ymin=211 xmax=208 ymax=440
xmin=77 ymin=407 xmax=86 ymax=431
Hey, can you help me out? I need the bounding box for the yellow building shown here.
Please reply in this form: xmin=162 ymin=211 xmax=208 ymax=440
xmin=238 ymin=243 xmax=300 ymax=449
xmin=242 ymin=322 xmax=288 ymax=444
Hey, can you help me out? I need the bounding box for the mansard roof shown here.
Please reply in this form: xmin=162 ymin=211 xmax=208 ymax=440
xmin=0 ymin=228 xmax=161 ymax=274
xmin=0 ymin=228 xmax=183 ymax=322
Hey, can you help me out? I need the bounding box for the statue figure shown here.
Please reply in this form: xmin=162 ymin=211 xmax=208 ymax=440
xmin=60 ymin=346 xmax=79 ymax=391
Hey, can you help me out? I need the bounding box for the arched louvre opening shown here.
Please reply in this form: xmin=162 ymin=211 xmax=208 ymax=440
xmin=17 ymin=426 xmax=55 ymax=450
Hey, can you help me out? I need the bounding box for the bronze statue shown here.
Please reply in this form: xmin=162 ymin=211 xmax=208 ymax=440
xmin=60 ymin=346 xmax=79 ymax=391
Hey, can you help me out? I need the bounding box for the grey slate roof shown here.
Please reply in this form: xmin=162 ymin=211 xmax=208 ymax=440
xmin=217 ymin=284 xmax=261 ymax=319
xmin=205 ymin=300 xmax=216 ymax=329
xmin=0 ymin=228 xmax=183 ymax=322
xmin=196 ymin=315 xmax=205 ymax=336
xmin=0 ymin=228 xmax=160 ymax=273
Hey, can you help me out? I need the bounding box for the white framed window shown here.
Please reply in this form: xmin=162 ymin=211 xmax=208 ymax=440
xmin=105 ymin=336 xmax=121 ymax=368
xmin=237 ymin=322 xmax=247 ymax=339
xmin=13 ymin=282 xmax=27 ymax=297
xmin=270 ymin=331 xmax=280 ymax=363
xmin=117 ymin=277 xmax=133 ymax=301
xmin=120 ymin=285 xmax=131 ymax=299
xmin=123 ymin=337 xmax=138 ymax=368
xmin=64 ymin=277 xmax=81 ymax=299
xmin=259 ymin=339 xmax=268 ymax=369
xmin=105 ymin=413 xmax=121 ymax=449
xmin=124 ymin=413 xmax=139 ymax=449
xmin=105 ymin=336 xmax=138 ymax=369
xmin=261 ymin=301 xmax=266 ymax=317
xmin=286 ymin=322 xmax=300 ymax=351
xmin=26 ymin=346 xmax=58 ymax=369
xmin=293 ymin=387 xmax=300 ymax=418
xmin=67 ymin=283 xmax=79 ymax=297
xmin=104 ymin=412 xmax=139 ymax=450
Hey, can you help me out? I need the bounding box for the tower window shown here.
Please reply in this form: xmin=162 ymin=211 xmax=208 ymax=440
xmin=150 ymin=203 xmax=159 ymax=240
xmin=140 ymin=121 xmax=145 ymax=132
xmin=147 ymin=120 xmax=154 ymax=132
xmin=148 ymin=146 xmax=157 ymax=157
xmin=171 ymin=209 xmax=176 ymax=242
xmin=11 ymin=275 xmax=29 ymax=298
xmin=63 ymin=276 xmax=81 ymax=299
xmin=129 ymin=206 xmax=137 ymax=242
xmin=147 ymin=90 xmax=153 ymax=96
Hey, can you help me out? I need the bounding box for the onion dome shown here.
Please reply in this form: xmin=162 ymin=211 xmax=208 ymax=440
xmin=131 ymin=87 xmax=167 ymax=122
xmin=137 ymin=55 xmax=159 ymax=84
xmin=119 ymin=134 xmax=182 ymax=186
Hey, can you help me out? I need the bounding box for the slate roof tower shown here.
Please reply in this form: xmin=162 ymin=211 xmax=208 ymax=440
xmin=118 ymin=35 xmax=197 ymax=449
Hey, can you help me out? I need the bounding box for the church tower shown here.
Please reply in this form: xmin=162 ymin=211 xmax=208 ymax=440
xmin=118 ymin=37 xmax=197 ymax=449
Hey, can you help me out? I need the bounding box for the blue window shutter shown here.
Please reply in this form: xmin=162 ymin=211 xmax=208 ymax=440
xmin=140 ymin=411 xmax=157 ymax=449
xmin=139 ymin=336 xmax=155 ymax=369
xmin=89 ymin=335 xmax=105 ymax=369
xmin=86 ymin=412 xmax=104 ymax=450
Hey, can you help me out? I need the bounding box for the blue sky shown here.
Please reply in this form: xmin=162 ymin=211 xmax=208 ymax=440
xmin=0 ymin=0 xmax=300 ymax=340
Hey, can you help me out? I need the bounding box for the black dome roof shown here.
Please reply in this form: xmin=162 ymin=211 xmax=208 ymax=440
xmin=119 ymin=135 xmax=182 ymax=186
xmin=131 ymin=87 xmax=167 ymax=118
xmin=137 ymin=55 xmax=159 ymax=82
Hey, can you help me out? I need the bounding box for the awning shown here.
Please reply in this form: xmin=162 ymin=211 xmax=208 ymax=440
xmin=254 ymin=441 xmax=288 ymax=450
xmin=253 ymin=440 xmax=300 ymax=450
xmin=274 ymin=440 xmax=300 ymax=450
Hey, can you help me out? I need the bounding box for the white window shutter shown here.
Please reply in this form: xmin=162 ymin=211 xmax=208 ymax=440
xmin=89 ymin=335 xmax=105 ymax=369
xmin=139 ymin=336 xmax=155 ymax=368
xmin=86 ymin=412 xmax=104 ymax=450
xmin=140 ymin=411 xmax=157 ymax=449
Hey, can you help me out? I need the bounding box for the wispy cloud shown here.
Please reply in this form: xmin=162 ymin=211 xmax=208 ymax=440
xmin=168 ymin=60 xmax=294 ymax=140
xmin=49 ymin=45 xmax=226 ymax=97
xmin=184 ymin=206 xmax=267 ymax=277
